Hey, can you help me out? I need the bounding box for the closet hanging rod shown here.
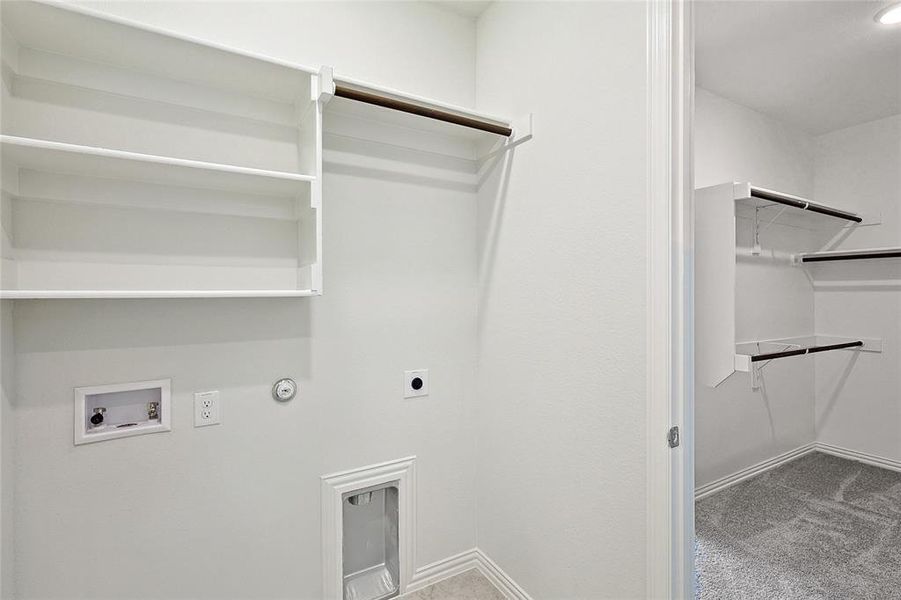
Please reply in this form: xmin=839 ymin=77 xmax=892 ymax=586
xmin=801 ymin=249 xmax=901 ymax=263
xmin=750 ymin=340 xmax=863 ymax=363
xmin=749 ymin=187 xmax=862 ymax=223
xmin=333 ymin=84 xmax=514 ymax=137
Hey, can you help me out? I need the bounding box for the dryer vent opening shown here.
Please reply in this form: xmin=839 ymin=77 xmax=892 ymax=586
xmin=342 ymin=483 xmax=399 ymax=600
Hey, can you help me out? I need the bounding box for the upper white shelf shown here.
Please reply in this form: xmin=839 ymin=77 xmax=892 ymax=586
xmin=0 ymin=0 xmax=316 ymax=104
xmin=732 ymin=182 xmax=867 ymax=230
xmin=324 ymin=74 xmax=531 ymax=165
xmin=0 ymin=136 xmax=315 ymax=198
xmin=329 ymin=75 xmax=514 ymax=140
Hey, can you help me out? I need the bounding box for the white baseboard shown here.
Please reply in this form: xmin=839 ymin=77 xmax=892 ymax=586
xmin=695 ymin=442 xmax=901 ymax=500
xmin=473 ymin=549 xmax=533 ymax=600
xmin=405 ymin=549 xmax=481 ymax=593
xmin=694 ymin=443 xmax=816 ymax=500
xmin=815 ymin=442 xmax=901 ymax=473
xmin=405 ymin=548 xmax=533 ymax=600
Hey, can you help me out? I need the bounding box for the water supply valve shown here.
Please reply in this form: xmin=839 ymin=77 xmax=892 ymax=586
xmin=90 ymin=407 xmax=107 ymax=426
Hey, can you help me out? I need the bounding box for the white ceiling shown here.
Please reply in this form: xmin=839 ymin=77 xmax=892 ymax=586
xmin=433 ymin=1 xmax=492 ymax=19
xmin=696 ymin=1 xmax=901 ymax=134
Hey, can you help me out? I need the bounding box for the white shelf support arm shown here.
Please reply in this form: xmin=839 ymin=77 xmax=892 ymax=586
xmin=478 ymin=113 xmax=534 ymax=162
xmin=318 ymin=65 xmax=335 ymax=105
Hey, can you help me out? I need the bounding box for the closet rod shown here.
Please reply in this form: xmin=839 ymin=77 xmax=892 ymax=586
xmin=750 ymin=188 xmax=862 ymax=223
xmin=750 ymin=340 xmax=863 ymax=362
xmin=801 ymin=250 xmax=901 ymax=263
xmin=333 ymin=84 xmax=514 ymax=137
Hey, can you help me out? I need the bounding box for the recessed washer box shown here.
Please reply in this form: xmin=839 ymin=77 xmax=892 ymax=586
xmin=74 ymin=379 xmax=171 ymax=445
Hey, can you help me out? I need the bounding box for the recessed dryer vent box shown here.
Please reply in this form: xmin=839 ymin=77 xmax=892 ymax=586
xmin=74 ymin=379 xmax=171 ymax=445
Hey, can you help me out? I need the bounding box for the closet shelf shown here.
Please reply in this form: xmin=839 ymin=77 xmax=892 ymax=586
xmin=327 ymin=75 xmax=530 ymax=150
xmin=729 ymin=182 xmax=869 ymax=231
xmin=0 ymin=289 xmax=319 ymax=300
xmin=333 ymin=77 xmax=513 ymax=138
xmin=1 ymin=1 xmax=529 ymax=301
xmin=734 ymin=336 xmax=882 ymax=377
xmin=746 ymin=340 xmax=862 ymax=363
xmin=798 ymin=247 xmax=901 ymax=263
xmin=741 ymin=185 xmax=861 ymax=223
xmin=0 ymin=1 xmax=316 ymax=104
xmin=0 ymin=136 xmax=315 ymax=197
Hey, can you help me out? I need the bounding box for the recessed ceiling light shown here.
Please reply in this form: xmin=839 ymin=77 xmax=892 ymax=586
xmin=875 ymin=2 xmax=901 ymax=25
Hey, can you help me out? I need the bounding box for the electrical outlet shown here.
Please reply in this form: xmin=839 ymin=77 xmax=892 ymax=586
xmin=404 ymin=369 xmax=429 ymax=398
xmin=194 ymin=391 xmax=221 ymax=427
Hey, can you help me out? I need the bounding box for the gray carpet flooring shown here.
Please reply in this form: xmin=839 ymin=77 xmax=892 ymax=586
xmin=696 ymin=452 xmax=901 ymax=600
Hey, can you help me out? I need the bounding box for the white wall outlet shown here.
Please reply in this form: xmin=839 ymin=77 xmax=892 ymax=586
xmin=404 ymin=370 xmax=429 ymax=398
xmin=194 ymin=391 xmax=221 ymax=427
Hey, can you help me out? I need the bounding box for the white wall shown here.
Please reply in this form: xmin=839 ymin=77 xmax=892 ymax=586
xmin=7 ymin=3 xmax=479 ymax=599
xmin=0 ymin=301 xmax=13 ymax=600
xmin=75 ymin=0 xmax=476 ymax=107
xmin=694 ymin=88 xmax=818 ymax=486
xmin=474 ymin=3 xmax=649 ymax=597
xmin=813 ymin=114 xmax=901 ymax=462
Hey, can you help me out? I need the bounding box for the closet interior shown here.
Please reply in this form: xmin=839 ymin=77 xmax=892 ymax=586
xmin=693 ymin=2 xmax=901 ymax=598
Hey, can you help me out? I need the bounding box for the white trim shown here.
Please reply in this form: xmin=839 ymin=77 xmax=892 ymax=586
xmin=404 ymin=548 xmax=533 ymax=600
xmin=694 ymin=443 xmax=901 ymax=501
xmin=647 ymin=0 xmax=693 ymax=598
xmin=320 ymin=457 xmax=416 ymax=600
xmin=694 ymin=443 xmax=817 ymax=500
xmin=474 ymin=549 xmax=533 ymax=600
xmin=815 ymin=443 xmax=901 ymax=473
xmin=405 ymin=549 xmax=481 ymax=593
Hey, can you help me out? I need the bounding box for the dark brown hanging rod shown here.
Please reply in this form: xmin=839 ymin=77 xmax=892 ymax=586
xmin=334 ymin=84 xmax=514 ymax=137
xmin=801 ymin=250 xmax=901 ymax=263
xmin=750 ymin=188 xmax=862 ymax=223
xmin=750 ymin=340 xmax=863 ymax=362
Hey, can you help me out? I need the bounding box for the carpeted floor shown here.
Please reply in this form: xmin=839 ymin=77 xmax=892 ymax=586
xmin=696 ymin=452 xmax=901 ymax=600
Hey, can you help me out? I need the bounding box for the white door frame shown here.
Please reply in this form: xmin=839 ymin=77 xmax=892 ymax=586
xmin=646 ymin=0 xmax=694 ymax=598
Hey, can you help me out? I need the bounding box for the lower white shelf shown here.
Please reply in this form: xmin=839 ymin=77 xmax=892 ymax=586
xmin=2 ymin=289 xmax=319 ymax=299
xmin=798 ymin=246 xmax=901 ymax=263
xmin=734 ymin=335 xmax=883 ymax=372
xmin=0 ymin=259 xmax=320 ymax=299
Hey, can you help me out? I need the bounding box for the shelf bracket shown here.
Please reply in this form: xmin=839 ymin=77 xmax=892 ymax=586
xmin=750 ymin=364 xmax=761 ymax=390
xmin=318 ymin=66 xmax=335 ymax=105
xmin=478 ymin=113 xmax=534 ymax=163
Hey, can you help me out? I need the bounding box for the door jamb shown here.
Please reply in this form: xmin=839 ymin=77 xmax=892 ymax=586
xmin=646 ymin=1 xmax=694 ymax=598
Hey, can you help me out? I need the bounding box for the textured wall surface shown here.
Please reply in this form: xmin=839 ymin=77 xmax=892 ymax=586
xmin=474 ymin=3 xmax=650 ymax=597
xmin=7 ymin=2 xmax=479 ymax=598
xmin=694 ymin=89 xmax=818 ymax=487
xmin=1 ymin=302 xmax=13 ymax=600
xmin=813 ymin=114 xmax=901 ymax=463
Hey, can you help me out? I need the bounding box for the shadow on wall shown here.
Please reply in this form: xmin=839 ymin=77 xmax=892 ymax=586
xmin=476 ymin=148 xmax=515 ymax=332
xmin=815 ymin=350 xmax=861 ymax=432
xmin=321 ymin=110 xmax=481 ymax=193
xmin=11 ymin=298 xmax=312 ymax=353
